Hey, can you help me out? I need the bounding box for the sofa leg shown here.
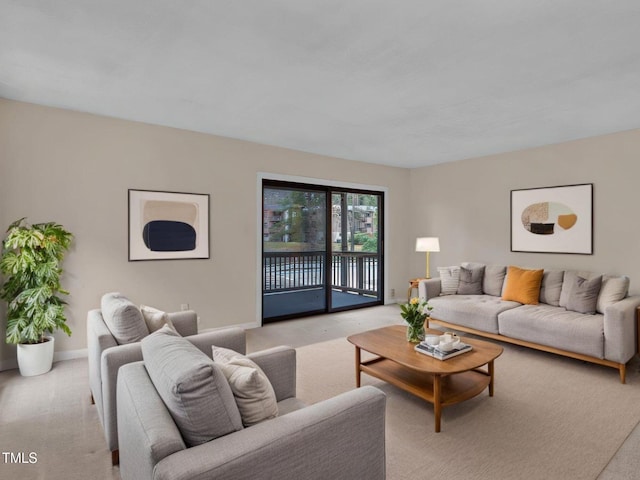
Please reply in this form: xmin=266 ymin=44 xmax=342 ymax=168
xmin=90 ymin=393 xmax=95 ymax=405
xmin=619 ymin=365 xmax=626 ymax=384
xmin=111 ymin=450 xmax=119 ymax=466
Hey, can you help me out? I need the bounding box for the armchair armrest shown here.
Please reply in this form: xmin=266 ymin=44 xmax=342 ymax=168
xmin=187 ymin=327 xmax=247 ymax=358
xmin=604 ymin=295 xmax=640 ymax=363
xmin=418 ymin=278 xmax=442 ymax=302
xmin=153 ymin=386 xmax=387 ymax=480
xmin=101 ymin=342 xmax=145 ymax=451
xmin=117 ymin=362 xmax=186 ymax=480
xmin=87 ymin=309 xmax=118 ymax=415
xmin=168 ymin=310 xmax=198 ymax=337
xmin=248 ymin=346 xmax=296 ymax=401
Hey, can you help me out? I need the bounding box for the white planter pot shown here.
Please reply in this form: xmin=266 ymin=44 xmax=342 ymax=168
xmin=17 ymin=336 xmax=55 ymax=376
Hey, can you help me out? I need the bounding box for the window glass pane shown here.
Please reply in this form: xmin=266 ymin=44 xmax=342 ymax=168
xmin=263 ymin=188 xmax=326 ymax=252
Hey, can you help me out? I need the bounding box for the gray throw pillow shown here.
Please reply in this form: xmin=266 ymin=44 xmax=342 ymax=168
xmin=141 ymin=327 xmax=243 ymax=447
xmin=559 ymin=271 xmax=598 ymax=308
xmin=539 ymin=271 xmax=565 ymax=306
xmin=101 ymin=292 xmax=149 ymax=345
xmin=483 ymin=265 xmax=506 ymax=297
xmin=565 ymin=275 xmax=603 ymax=315
xmin=596 ymin=275 xmax=629 ymax=314
xmin=457 ymin=266 xmax=485 ymax=295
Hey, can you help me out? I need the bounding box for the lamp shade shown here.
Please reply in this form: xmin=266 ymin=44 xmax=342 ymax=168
xmin=415 ymin=237 xmax=440 ymax=252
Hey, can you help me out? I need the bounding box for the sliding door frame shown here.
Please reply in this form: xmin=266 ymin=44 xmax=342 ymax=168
xmin=257 ymin=172 xmax=389 ymax=325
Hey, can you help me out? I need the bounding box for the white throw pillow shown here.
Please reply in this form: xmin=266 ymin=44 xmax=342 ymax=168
xmin=140 ymin=305 xmax=178 ymax=334
xmin=211 ymin=346 xmax=279 ymax=427
xmin=438 ymin=266 xmax=461 ymax=295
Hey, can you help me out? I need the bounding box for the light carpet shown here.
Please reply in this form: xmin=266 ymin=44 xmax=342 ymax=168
xmin=295 ymin=336 xmax=640 ymax=480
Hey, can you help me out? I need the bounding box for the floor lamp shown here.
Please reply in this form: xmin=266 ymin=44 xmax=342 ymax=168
xmin=415 ymin=237 xmax=440 ymax=279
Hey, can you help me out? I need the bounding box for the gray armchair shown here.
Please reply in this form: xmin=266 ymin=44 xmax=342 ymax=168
xmin=87 ymin=304 xmax=246 ymax=465
xmin=116 ymin=334 xmax=387 ymax=480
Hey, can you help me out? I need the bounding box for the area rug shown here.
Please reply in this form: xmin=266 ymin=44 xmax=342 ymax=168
xmin=295 ymin=337 xmax=640 ymax=480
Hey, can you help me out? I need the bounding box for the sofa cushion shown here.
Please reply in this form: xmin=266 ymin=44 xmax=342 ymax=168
xmin=596 ymin=275 xmax=629 ymax=314
xmin=457 ymin=266 xmax=485 ymax=295
xmin=140 ymin=304 xmax=178 ymax=334
xmin=141 ymin=327 xmax=243 ymax=447
xmin=559 ymin=271 xmax=601 ymax=308
xmin=101 ymin=292 xmax=149 ymax=344
xmin=564 ymin=275 xmax=602 ymax=314
xmin=538 ymin=270 xmax=564 ymax=306
xmin=498 ymin=304 xmax=604 ymax=359
xmin=212 ymin=346 xmax=279 ymax=427
xmin=483 ymin=265 xmax=507 ymax=297
xmin=502 ymin=266 xmax=544 ymax=305
xmin=437 ymin=266 xmax=460 ymax=295
xmin=429 ymin=294 xmax=521 ymax=334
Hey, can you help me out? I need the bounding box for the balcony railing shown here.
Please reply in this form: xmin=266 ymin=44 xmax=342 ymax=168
xmin=263 ymin=251 xmax=325 ymax=292
xmin=331 ymin=252 xmax=378 ymax=295
xmin=263 ymin=250 xmax=379 ymax=297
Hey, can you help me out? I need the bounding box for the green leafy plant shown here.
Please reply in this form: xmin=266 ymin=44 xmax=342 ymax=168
xmin=0 ymin=218 xmax=73 ymax=344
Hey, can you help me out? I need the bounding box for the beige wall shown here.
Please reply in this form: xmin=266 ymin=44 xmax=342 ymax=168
xmin=409 ymin=129 xmax=640 ymax=295
xmin=3 ymin=97 xmax=640 ymax=366
xmin=0 ymin=99 xmax=411 ymax=365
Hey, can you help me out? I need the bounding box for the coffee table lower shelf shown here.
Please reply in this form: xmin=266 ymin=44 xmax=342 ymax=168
xmin=360 ymin=357 xmax=492 ymax=432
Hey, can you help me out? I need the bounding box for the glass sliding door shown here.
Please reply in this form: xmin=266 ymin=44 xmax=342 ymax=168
xmin=262 ymin=180 xmax=383 ymax=323
xmin=330 ymin=190 xmax=383 ymax=310
xmin=262 ymin=182 xmax=327 ymax=322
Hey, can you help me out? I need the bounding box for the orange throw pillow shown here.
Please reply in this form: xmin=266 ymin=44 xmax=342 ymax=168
xmin=502 ymin=266 xmax=544 ymax=305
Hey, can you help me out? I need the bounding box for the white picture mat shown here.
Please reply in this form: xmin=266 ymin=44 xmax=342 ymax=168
xmin=511 ymin=184 xmax=592 ymax=254
xmin=129 ymin=189 xmax=210 ymax=260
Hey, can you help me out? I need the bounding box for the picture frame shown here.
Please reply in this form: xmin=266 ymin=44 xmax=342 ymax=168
xmin=128 ymin=189 xmax=210 ymax=261
xmin=510 ymin=183 xmax=593 ymax=254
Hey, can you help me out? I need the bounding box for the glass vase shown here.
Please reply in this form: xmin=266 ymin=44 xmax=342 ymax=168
xmin=406 ymin=323 xmax=425 ymax=343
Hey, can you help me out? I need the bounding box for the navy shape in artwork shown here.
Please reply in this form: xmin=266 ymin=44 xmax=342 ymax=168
xmin=142 ymin=220 xmax=196 ymax=252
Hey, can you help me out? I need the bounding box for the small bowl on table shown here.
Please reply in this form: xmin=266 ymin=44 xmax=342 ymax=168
xmin=424 ymin=335 xmax=440 ymax=346
xmin=438 ymin=340 xmax=460 ymax=352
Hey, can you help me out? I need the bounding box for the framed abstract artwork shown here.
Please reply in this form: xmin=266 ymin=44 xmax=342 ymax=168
xmin=510 ymin=183 xmax=593 ymax=254
xmin=128 ymin=189 xmax=210 ymax=261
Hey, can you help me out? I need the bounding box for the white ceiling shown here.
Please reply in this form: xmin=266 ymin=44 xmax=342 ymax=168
xmin=2 ymin=1 xmax=640 ymax=168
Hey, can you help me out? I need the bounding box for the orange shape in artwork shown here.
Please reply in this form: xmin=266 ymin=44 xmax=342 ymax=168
xmin=557 ymin=214 xmax=577 ymax=230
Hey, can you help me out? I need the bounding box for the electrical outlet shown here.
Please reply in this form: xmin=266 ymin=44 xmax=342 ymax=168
xmin=390 ymin=288 xmax=396 ymax=298
xmin=180 ymin=303 xmax=189 ymax=311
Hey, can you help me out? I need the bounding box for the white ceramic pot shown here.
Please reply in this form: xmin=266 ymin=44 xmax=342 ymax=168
xmin=17 ymin=336 xmax=55 ymax=376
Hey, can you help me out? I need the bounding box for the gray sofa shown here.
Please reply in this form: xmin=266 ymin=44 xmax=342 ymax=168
xmin=419 ymin=264 xmax=640 ymax=383
xmin=117 ymin=327 xmax=387 ymax=480
xmin=87 ymin=293 xmax=246 ymax=464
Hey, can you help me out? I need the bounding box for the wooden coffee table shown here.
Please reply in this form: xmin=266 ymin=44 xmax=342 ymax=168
xmin=347 ymin=325 xmax=503 ymax=432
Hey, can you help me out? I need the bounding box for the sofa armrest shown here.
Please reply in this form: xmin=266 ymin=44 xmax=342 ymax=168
xmin=168 ymin=310 xmax=198 ymax=337
xmin=603 ymin=295 xmax=640 ymax=363
xmin=118 ymin=362 xmax=186 ymax=480
xmin=87 ymin=309 xmax=118 ymax=417
xmin=418 ymin=278 xmax=442 ymax=302
xmin=153 ymin=386 xmax=386 ymax=480
xmin=187 ymin=327 xmax=247 ymax=358
xmin=248 ymin=346 xmax=296 ymax=401
xmin=101 ymin=342 xmax=145 ymax=451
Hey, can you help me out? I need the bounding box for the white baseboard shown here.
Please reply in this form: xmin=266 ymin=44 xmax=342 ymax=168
xmin=54 ymin=348 xmax=88 ymax=362
xmin=0 ymin=348 xmax=88 ymax=372
xmin=200 ymin=321 xmax=261 ymax=332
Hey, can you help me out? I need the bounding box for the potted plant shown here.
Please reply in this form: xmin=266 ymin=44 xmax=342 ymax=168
xmin=0 ymin=218 xmax=73 ymax=376
xmin=400 ymin=297 xmax=432 ymax=343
